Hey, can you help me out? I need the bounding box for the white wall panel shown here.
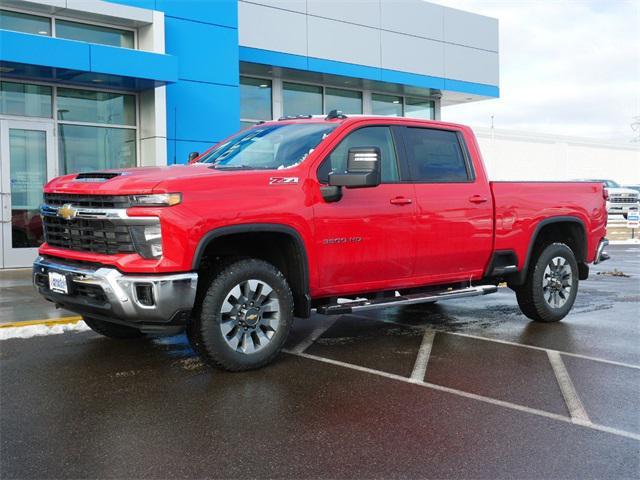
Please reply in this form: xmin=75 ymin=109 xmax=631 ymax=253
xmin=444 ymin=44 xmax=499 ymax=85
xmin=242 ymin=0 xmax=306 ymax=14
xmin=308 ymin=0 xmax=380 ymax=28
xmin=239 ymin=1 xmax=307 ymax=56
xmin=380 ymin=0 xmax=443 ymax=41
xmin=381 ymin=30 xmax=444 ymax=77
xmin=444 ymin=7 xmax=499 ymax=52
xmin=308 ymin=16 xmax=380 ymax=67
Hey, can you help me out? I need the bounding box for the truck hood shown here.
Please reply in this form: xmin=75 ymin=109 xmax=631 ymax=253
xmin=44 ymin=164 xmax=231 ymax=195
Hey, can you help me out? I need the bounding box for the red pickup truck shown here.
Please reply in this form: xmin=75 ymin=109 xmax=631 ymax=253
xmin=34 ymin=113 xmax=609 ymax=370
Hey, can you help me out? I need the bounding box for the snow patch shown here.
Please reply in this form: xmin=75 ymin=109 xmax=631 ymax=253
xmin=609 ymin=239 xmax=640 ymax=245
xmin=0 ymin=321 xmax=90 ymax=340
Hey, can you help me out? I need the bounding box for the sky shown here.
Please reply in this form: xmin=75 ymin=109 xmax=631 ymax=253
xmin=433 ymin=0 xmax=640 ymax=143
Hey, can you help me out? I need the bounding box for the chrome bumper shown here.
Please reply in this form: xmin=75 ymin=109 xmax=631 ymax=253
xmin=594 ymin=238 xmax=610 ymax=264
xmin=33 ymin=256 xmax=198 ymax=326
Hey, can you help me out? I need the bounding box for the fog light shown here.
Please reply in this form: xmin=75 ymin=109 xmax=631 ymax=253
xmin=135 ymin=283 xmax=155 ymax=306
xmin=130 ymin=223 xmax=163 ymax=259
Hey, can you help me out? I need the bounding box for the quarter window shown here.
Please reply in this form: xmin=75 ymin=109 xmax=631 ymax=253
xmin=318 ymin=126 xmax=400 ymax=184
xmin=404 ymin=128 xmax=471 ymax=182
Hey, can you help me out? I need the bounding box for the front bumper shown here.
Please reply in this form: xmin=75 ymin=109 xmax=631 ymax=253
xmin=33 ymin=256 xmax=198 ymax=331
xmin=607 ymin=203 xmax=639 ymax=214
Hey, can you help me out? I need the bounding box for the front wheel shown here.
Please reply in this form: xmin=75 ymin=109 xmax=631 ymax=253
xmin=515 ymin=242 xmax=579 ymax=322
xmin=189 ymin=259 xmax=294 ymax=371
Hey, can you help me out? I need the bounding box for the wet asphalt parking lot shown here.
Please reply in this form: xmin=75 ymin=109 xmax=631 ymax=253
xmin=1 ymin=244 xmax=639 ymax=479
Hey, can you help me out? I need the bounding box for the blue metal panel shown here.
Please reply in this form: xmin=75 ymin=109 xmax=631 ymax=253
xmin=239 ymin=46 xmax=308 ymax=71
xmin=165 ymin=16 xmax=238 ymax=85
xmin=0 ymin=30 xmax=90 ymax=71
xmin=167 ymin=140 xmax=217 ymax=165
xmin=308 ymin=57 xmax=381 ymax=83
xmin=90 ymin=44 xmax=178 ymax=82
xmin=240 ymin=45 xmax=498 ymax=98
xmin=156 ymin=0 xmax=237 ymax=28
xmin=380 ymin=69 xmax=445 ymax=91
xmin=166 ymin=80 xmax=239 ymax=146
xmin=444 ymin=78 xmax=499 ymax=97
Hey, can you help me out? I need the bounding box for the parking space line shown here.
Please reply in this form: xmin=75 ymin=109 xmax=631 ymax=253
xmin=289 ymin=316 xmax=339 ymax=354
xmin=410 ymin=331 xmax=435 ymax=382
xmin=363 ymin=316 xmax=640 ymax=371
xmin=0 ymin=316 xmax=83 ymax=329
xmin=547 ymin=351 xmax=592 ymax=425
xmin=291 ymin=350 xmax=640 ymax=442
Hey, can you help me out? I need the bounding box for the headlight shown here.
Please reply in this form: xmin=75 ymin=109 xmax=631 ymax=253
xmin=130 ymin=223 xmax=163 ymax=259
xmin=130 ymin=193 xmax=182 ymax=206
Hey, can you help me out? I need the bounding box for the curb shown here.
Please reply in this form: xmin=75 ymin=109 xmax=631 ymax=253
xmin=0 ymin=316 xmax=83 ymax=329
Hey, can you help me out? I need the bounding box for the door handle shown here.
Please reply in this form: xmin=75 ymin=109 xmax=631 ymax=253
xmin=469 ymin=195 xmax=488 ymax=204
xmin=390 ymin=196 xmax=412 ymax=206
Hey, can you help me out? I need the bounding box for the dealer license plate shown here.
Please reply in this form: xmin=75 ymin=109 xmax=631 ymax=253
xmin=48 ymin=271 xmax=68 ymax=294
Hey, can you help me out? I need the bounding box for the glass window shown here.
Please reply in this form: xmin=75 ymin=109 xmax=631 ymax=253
xmin=318 ymin=127 xmax=399 ymax=183
xmin=9 ymin=128 xmax=47 ymax=247
xmin=404 ymin=128 xmax=471 ymax=182
xmin=197 ymin=123 xmax=336 ymax=170
xmin=283 ymin=82 xmax=322 ymax=117
xmin=55 ymin=19 xmax=134 ymax=48
xmin=372 ymin=93 xmax=402 ymax=117
xmin=240 ymin=77 xmax=272 ymax=121
xmin=57 ymin=88 xmax=135 ymax=126
xmin=59 ymin=125 xmax=136 ymax=174
xmin=325 ymin=88 xmax=362 ymax=114
xmin=0 ymin=81 xmax=52 ymax=117
xmin=0 ymin=9 xmax=51 ymax=36
xmin=405 ymin=97 xmax=435 ymax=120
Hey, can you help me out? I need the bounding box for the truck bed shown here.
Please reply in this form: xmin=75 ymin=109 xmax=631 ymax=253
xmin=490 ymin=181 xmax=607 ymax=268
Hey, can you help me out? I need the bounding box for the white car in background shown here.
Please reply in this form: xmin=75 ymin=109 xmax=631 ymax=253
xmin=585 ymin=179 xmax=640 ymax=219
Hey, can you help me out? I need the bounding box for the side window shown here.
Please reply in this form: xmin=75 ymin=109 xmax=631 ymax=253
xmin=405 ymin=128 xmax=472 ymax=182
xmin=318 ymin=126 xmax=399 ymax=183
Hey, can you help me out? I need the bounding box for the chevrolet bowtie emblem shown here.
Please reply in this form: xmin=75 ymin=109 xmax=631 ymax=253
xmin=57 ymin=204 xmax=78 ymax=221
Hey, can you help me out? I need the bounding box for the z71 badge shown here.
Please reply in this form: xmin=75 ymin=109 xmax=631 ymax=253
xmin=269 ymin=177 xmax=299 ymax=185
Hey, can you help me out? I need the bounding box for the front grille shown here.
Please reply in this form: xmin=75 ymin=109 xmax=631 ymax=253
xmin=44 ymin=193 xmax=132 ymax=209
xmin=610 ymin=196 xmax=638 ymax=204
xmin=43 ymin=216 xmax=136 ymax=255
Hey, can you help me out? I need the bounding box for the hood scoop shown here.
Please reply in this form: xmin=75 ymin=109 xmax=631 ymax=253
xmin=74 ymin=172 xmax=123 ymax=182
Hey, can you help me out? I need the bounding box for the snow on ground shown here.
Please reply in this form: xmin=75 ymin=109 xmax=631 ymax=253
xmin=0 ymin=321 xmax=90 ymax=341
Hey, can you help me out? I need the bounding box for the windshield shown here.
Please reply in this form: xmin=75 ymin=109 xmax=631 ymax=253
xmin=197 ymin=123 xmax=337 ymax=169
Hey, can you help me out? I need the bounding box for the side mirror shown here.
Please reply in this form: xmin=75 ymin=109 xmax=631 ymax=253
xmin=328 ymin=147 xmax=381 ymax=188
xmin=188 ymin=151 xmax=200 ymax=163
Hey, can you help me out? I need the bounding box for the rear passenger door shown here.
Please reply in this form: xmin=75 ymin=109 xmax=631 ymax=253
xmin=400 ymin=127 xmax=493 ymax=283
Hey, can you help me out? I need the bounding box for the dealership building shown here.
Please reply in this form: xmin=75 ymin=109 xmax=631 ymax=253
xmin=0 ymin=0 xmax=499 ymax=267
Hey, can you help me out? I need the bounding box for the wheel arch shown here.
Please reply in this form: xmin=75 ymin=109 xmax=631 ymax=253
xmin=192 ymin=224 xmax=311 ymax=318
xmin=509 ymin=216 xmax=587 ymax=286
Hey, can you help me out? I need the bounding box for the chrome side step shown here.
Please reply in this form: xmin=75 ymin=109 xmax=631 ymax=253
xmin=315 ymin=285 xmax=498 ymax=315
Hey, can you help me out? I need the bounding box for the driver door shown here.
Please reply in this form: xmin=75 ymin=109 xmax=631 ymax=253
xmin=312 ymin=125 xmax=416 ymax=296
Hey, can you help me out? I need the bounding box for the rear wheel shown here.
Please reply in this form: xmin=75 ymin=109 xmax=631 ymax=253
xmin=189 ymin=259 xmax=294 ymax=371
xmin=515 ymin=242 xmax=579 ymax=322
xmin=83 ymin=316 xmax=144 ymax=339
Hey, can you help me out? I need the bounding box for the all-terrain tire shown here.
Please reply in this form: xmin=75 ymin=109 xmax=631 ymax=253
xmin=83 ymin=316 xmax=144 ymax=339
xmin=189 ymin=258 xmax=294 ymax=371
xmin=515 ymin=242 xmax=579 ymax=322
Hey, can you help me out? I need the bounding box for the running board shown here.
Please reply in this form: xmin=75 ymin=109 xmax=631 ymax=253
xmin=315 ymin=285 xmax=498 ymax=315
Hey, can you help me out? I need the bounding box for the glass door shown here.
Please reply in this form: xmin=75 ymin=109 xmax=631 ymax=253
xmin=0 ymin=119 xmax=55 ymax=268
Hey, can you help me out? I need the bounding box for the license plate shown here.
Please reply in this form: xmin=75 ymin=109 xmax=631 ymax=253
xmin=48 ymin=271 xmax=68 ymax=294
